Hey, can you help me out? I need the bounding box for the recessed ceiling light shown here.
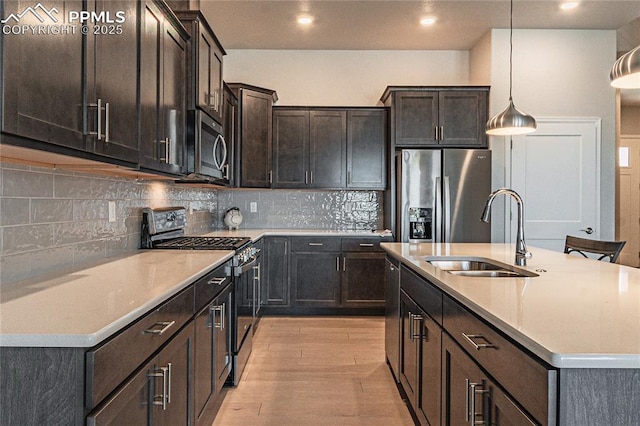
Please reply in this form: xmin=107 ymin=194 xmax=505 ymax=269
xmin=297 ymin=15 xmax=313 ymax=25
xmin=560 ymin=2 xmax=580 ymax=10
xmin=420 ymin=17 xmax=436 ymax=26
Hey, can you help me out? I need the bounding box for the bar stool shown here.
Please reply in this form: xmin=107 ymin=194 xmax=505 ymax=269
xmin=563 ymin=235 xmax=626 ymax=263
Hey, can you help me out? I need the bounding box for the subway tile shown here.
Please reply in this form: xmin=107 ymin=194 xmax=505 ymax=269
xmin=1 ymin=198 xmax=30 ymax=226
xmin=1 ymin=251 xmax=32 ymax=284
xmin=53 ymin=175 xmax=94 ymax=199
xmin=73 ymin=240 xmax=106 ymax=267
xmin=53 ymin=221 xmax=96 ymax=246
xmin=31 ymin=199 xmax=73 ymax=223
xmin=2 ymin=224 xmax=54 ymax=254
xmin=30 ymin=246 xmax=75 ymax=278
xmin=73 ymin=199 xmax=108 ymax=221
xmin=2 ymin=169 xmax=54 ymax=197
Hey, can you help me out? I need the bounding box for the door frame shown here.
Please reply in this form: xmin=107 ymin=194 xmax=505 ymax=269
xmin=504 ymin=117 xmax=602 ymax=246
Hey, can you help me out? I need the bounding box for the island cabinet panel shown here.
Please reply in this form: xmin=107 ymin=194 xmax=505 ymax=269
xmin=442 ymin=294 xmax=556 ymax=425
xmin=384 ymin=256 xmax=401 ymax=381
xmin=0 ymin=347 xmax=85 ymax=426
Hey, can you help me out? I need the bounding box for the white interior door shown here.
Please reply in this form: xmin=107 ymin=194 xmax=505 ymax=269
xmin=510 ymin=118 xmax=601 ymax=252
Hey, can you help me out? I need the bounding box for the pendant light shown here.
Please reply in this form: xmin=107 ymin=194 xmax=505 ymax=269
xmin=486 ymin=0 xmax=537 ymax=136
xmin=610 ymin=45 xmax=640 ymax=89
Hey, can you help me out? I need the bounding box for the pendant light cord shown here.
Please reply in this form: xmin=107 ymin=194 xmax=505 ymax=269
xmin=509 ymin=0 xmax=513 ymax=100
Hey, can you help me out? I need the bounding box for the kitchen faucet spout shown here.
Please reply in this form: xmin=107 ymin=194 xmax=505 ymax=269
xmin=481 ymin=188 xmax=532 ymax=266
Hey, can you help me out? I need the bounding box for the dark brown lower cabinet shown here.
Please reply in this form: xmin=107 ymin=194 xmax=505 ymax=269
xmin=442 ymin=333 xmax=536 ymax=426
xmin=87 ymin=322 xmax=194 ymax=426
xmin=399 ymin=290 xmax=441 ymax=426
xmin=342 ymin=252 xmax=386 ymax=307
xmin=264 ymin=237 xmax=290 ymax=306
xmin=291 ymin=252 xmax=341 ymax=307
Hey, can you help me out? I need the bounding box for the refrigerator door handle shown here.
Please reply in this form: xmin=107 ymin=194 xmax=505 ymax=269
xmin=435 ymin=176 xmax=442 ymax=243
xmin=444 ymin=176 xmax=451 ymax=243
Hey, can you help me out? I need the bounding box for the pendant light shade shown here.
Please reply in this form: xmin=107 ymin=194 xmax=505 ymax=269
xmin=485 ymin=0 xmax=536 ymax=136
xmin=486 ymin=97 xmax=537 ymax=135
xmin=610 ymin=45 xmax=640 ymax=89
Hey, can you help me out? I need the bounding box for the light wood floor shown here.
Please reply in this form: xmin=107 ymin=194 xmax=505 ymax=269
xmin=213 ymin=316 xmax=415 ymax=425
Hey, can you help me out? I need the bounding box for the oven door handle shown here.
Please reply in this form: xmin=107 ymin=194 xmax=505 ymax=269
xmin=235 ymin=256 xmax=258 ymax=276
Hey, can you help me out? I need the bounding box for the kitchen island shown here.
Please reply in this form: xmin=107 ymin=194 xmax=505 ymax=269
xmin=382 ymin=242 xmax=639 ymax=425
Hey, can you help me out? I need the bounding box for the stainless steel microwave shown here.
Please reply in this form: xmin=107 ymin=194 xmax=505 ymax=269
xmin=185 ymin=110 xmax=230 ymax=184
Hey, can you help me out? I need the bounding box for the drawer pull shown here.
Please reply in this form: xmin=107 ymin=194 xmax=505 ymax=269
xmin=462 ymin=333 xmax=496 ymax=350
xmin=144 ymin=321 xmax=175 ymax=335
xmin=308 ymin=242 xmax=324 ymax=246
xmin=149 ymin=363 xmax=171 ymax=410
xmin=208 ymin=277 xmax=227 ymax=286
xmin=468 ymin=380 xmax=489 ymax=425
xmin=359 ymin=243 xmax=374 ymax=247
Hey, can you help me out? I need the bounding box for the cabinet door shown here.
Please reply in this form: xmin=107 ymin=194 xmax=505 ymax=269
xmin=239 ymin=90 xmax=273 ymax=187
xmin=384 ymin=258 xmax=401 ymax=380
xmin=197 ymin=29 xmax=223 ymax=123
xmin=418 ymin=312 xmax=442 ymax=426
xmin=438 ymin=90 xmax=488 ymax=147
xmin=222 ymin=84 xmax=237 ymax=186
xmin=273 ymin=110 xmax=309 ymax=188
xmin=193 ymin=305 xmax=214 ymax=420
xmin=86 ymin=360 xmax=150 ymax=426
xmin=394 ymin=91 xmax=438 ymax=146
xmin=87 ymin=0 xmax=139 ymax=161
xmin=342 ymin=252 xmax=385 ymax=307
xmin=264 ymin=237 xmax=290 ymax=306
xmin=152 ymin=323 xmax=193 ymax=426
xmin=2 ymin=0 xmax=85 ymax=150
xmin=213 ymin=287 xmax=232 ymax=394
xmin=347 ymin=109 xmax=387 ymax=189
xmin=291 ymin=252 xmax=341 ymax=307
xmin=309 ymin=110 xmax=346 ymax=188
xmin=160 ymin=21 xmax=186 ymax=173
xmin=399 ymin=291 xmax=420 ymax=406
xmin=210 ymin=45 xmax=224 ymax=124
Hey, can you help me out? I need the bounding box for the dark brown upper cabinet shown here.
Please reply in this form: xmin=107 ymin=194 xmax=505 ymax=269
xmin=175 ymin=11 xmax=225 ymax=124
xmin=1 ymin=0 xmax=140 ymax=163
xmin=87 ymin=0 xmax=139 ymax=162
xmin=228 ymin=83 xmax=278 ymax=188
xmin=347 ymin=109 xmax=387 ymax=189
xmin=139 ymin=1 xmax=188 ymax=176
xmin=381 ymin=87 xmax=489 ymax=148
xmin=273 ymin=107 xmax=387 ymax=190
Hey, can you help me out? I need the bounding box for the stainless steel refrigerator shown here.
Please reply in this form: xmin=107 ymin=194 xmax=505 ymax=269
xmin=396 ymin=149 xmax=491 ymax=243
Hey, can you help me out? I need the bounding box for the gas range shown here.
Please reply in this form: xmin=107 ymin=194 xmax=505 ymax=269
xmin=140 ymin=207 xmax=250 ymax=252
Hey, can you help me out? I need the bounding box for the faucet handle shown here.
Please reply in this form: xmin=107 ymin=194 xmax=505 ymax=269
xmin=525 ymin=251 xmax=533 ymax=260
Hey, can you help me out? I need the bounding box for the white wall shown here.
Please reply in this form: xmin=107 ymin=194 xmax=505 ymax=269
xmin=484 ymin=29 xmax=618 ymax=242
xmin=469 ymin=31 xmax=492 ymax=86
xmin=224 ymin=50 xmax=470 ymax=106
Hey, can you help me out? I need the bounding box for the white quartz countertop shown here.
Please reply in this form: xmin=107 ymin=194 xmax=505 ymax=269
xmin=382 ymin=243 xmax=640 ymax=369
xmin=0 ymin=250 xmax=234 ymax=348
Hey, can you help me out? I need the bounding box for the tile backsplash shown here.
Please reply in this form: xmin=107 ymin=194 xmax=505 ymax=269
xmin=0 ymin=162 xmax=217 ymax=284
xmin=0 ymin=162 xmax=383 ymax=284
xmin=217 ymin=189 xmax=383 ymax=230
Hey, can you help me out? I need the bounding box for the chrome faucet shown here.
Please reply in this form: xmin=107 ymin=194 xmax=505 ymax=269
xmin=481 ymin=188 xmax=532 ymax=266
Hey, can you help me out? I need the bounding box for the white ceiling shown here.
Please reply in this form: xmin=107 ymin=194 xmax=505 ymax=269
xmin=200 ymin=0 xmax=640 ymax=51
xmin=199 ymin=0 xmax=640 ymax=104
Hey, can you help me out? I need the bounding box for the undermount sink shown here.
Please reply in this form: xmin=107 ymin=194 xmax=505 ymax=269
xmin=425 ymin=257 xmax=538 ymax=278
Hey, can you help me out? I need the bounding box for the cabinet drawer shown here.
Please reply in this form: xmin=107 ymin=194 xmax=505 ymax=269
xmin=85 ymin=286 xmax=194 ymax=410
xmin=401 ymin=266 xmax=443 ymax=325
xmin=290 ymin=237 xmax=341 ymax=252
xmin=194 ymin=261 xmax=232 ymax=312
xmin=443 ymin=295 xmax=556 ymax=424
xmin=341 ymin=237 xmax=391 ymax=252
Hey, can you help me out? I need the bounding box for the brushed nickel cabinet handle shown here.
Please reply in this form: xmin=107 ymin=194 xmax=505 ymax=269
xmin=105 ymin=102 xmax=110 ymax=142
xmin=97 ymin=98 xmax=102 ymax=140
xmin=462 ymin=333 xmax=496 ymax=350
xmin=359 ymin=243 xmax=374 ymax=247
xmin=144 ymin=321 xmax=175 ymax=335
xmin=308 ymin=243 xmax=323 ymax=246
xmin=207 ymin=277 xmax=227 ymax=286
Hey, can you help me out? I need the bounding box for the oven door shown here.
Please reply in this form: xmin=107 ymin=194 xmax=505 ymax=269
xmin=232 ymin=256 xmax=256 ymax=384
xmin=188 ymin=110 xmax=230 ymax=183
